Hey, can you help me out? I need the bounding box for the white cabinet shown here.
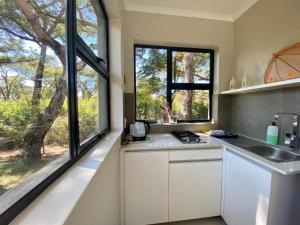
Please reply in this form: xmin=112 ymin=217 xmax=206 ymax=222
xmin=123 ymin=148 xmax=223 ymax=225
xmin=222 ymin=149 xmax=272 ymax=225
xmin=169 ymin=159 xmax=222 ymax=222
xmin=124 ymin=151 xmax=169 ymax=225
xmin=222 ymin=148 xmax=298 ymax=225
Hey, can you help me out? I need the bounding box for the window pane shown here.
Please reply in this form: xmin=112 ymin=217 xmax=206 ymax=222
xmin=172 ymin=90 xmax=210 ymax=120
xmin=76 ymin=0 xmax=107 ymax=63
xmin=135 ymin=47 xmax=167 ymax=121
xmin=0 ymin=0 xmax=69 ymax=214
xmin=172 ymin=51 xmax=211 ymax=83
xmin=76 ymin=58 xmax=107 ymax=144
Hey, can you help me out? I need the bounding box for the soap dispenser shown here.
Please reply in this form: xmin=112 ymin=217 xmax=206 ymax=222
xmin=266 ymin=122 xmax=279 ymax=145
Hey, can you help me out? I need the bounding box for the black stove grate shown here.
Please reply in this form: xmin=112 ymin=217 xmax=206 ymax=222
xmin=171 ymin=131 xmax=206 ymax=144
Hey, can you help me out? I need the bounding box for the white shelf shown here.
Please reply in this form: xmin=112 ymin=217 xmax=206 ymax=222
xmin=220 ymin=78 xmax=300 ymax=95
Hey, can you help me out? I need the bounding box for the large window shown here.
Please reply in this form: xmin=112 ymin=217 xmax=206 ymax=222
xmin=135 ymin=45 xmax=214 ymax=122
xmin=0 ymin=0 xmax=109 ymax=223
xmin=74 ymin=0 xmax=109 ymax=152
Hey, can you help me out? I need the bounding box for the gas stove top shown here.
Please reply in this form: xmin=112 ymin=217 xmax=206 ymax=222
xmin=171 ymin=131 xmax=206 ymax=144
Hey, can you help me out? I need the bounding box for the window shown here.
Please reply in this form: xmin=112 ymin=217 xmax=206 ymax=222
xmin=0 ymin=0 xmax=109 ymax=223
xmin=76 ymin=58 xmax=108 ymax=145
xmin=75 ymin=0 xmax=109 ymax=152
xmin=76 ymin=0 xmax=108 ymax=65
xmin=135 ymin=45 xmax=214 ymax=122
xmin=135 ymin=47 xmax=167 ymax=121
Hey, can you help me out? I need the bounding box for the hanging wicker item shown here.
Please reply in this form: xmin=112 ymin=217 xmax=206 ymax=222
xmin=264 ymin=42 xmax=300 ymax=83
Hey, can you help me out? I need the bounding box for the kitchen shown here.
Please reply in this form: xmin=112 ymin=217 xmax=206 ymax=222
xmin=1 ymin=0 xmax=300 ymax=225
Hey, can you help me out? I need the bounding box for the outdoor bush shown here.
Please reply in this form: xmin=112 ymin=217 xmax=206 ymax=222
xmin=77 ymin=97 xmax=98 ymax=142
xmin=44 ymin=114 xmax=69 ymax=145
xmin=0 ymin=98 xmax=36 ymax=150
xmin=0 ymin=96 xmax=99 ymax=150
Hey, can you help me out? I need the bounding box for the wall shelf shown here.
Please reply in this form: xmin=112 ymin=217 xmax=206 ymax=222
xmin=220 ymin=78 xmax=300 ymax=95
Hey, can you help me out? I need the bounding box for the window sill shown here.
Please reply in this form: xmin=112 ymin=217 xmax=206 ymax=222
xmin=10 ymin=131 xmax=122 ymax=225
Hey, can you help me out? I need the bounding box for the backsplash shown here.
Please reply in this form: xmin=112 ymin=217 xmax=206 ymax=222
xmin=231 ymin=86 xmax=300 ymax=141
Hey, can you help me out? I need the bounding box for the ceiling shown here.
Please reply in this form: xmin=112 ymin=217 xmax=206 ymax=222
xmin=123 ymin=0 xmax=259 ymax=21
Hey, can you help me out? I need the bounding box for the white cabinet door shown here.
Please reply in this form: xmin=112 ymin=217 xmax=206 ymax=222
xmin=169 ymin=159 xmax=222 ymax=222
xmin=222 ymin=149 xmax=272 ymax=225
xmin=124 ymin=151 xmax=169 ymax=225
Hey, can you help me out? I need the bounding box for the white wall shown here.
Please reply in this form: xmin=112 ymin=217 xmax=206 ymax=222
xmin=122 ymin=11 xmax=234 ymax=129
xmin=110 ymin=18 xmax=125 ymax=131
xmin=234 ymin=0 xmax=300 ymax=85
xmin=230 ymin=0 xmax=300 ymax=139
xmin=63 ymin=138 xmax=121 ymax=225
xmin=124 ymin=11 xmax=235 ymax=93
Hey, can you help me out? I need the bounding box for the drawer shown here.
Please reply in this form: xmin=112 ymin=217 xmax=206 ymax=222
xmin=169 ymin=149 xmax=222 ymax=162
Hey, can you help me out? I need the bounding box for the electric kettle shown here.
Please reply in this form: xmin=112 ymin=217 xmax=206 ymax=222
xmin=129 ymin=120 xmax=150 ymax=141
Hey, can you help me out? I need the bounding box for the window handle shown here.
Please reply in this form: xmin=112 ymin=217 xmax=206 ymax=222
xmin=97 ymin=57 xmax=105 ymax=64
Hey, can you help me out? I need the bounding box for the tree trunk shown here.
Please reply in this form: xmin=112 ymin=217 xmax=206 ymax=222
xmin=32 ymin=44 xmax=47 ymax=108
xmin=23 ymin=71 xmax=67 ymax=160
xmin=14 ymin=0 xmax=67 ymax=160
xmin=181 ymin=53 xmax=194 ymax=120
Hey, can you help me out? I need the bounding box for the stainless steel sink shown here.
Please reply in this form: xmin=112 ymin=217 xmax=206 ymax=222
xmin=243 ymin=146 xmax=300 ymax=163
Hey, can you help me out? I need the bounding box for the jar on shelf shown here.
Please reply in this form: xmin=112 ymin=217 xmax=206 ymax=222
xmin=242 ymin=72 xmax=247 ymax=88
xmin=229 ymin=76 xmax=237 ymax=90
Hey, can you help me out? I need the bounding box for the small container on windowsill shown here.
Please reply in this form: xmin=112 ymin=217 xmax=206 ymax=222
xmin=157 ymin=119 xmax=164 ymax=125
xmin=168 ymin=115 xmax=178 ymax=124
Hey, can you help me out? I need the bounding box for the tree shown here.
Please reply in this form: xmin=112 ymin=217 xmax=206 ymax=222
xmin=12 ymin=0 xmax=67 ymax=160
xmin=181 ymin=52 xmax=194 ymax=120
xmin=32 ymin=44 xmax=47 ymax=108
xmin=136 ymin=48 xmax=210 ymax=121
xmin=0 ymin=0 xmax=96 ymax=160
xmin=135 ymin=48 xmax=167 ymax=120
xmin=77 ymin=63 xmax=98 ymax=100
xmin=0 ymin=67 xmax=25 ymax=100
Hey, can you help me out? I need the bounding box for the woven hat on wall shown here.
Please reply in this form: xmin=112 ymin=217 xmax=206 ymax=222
xmin=264 ymin=42 xmax=300 ymax=83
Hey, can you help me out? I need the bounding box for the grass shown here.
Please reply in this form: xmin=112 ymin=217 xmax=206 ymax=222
xmin=0 ymin=145 xmax=67 ymax=196
xmin=0 ymin=159 xmax=52 ymax=195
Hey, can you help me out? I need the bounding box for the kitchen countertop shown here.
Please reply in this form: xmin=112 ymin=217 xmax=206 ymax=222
xmin=121 ymin=133 xmax=222 ymax=151
xmin=122 ymin=133 xmax=300 ymax=175
xmin=212 ymin=135 xmax=300 ymax=175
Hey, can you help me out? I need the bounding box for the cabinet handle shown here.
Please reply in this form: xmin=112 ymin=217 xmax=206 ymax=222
xmin=169 ymin=158 xmax=222 ymax=163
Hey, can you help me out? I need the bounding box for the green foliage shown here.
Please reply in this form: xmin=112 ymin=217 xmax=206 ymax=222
xmin=0 ymin=98 xmax=37 ymax=148
xmin=0 ymin=0 xmax=105 ymax=196
xmin=172 ymin=90 xmax=209 ymax=120
xmin=136 ymin=47 xmax=210 ymax=121
xmin=136 ymin=48 xmax=167 ymax=120
xmin=136 ymin=75 xmax=165 ymax=121
xmin=191 ymin=91 xmax=209 ymax=120
xmin=77 ymin=97 xmax=98 ymax=142
xmin=0 ymin=98 xmax=69 ymax=149
xmin=44 ymin=114 xmax=69 ymax=145
xmin=0 ymin=96 xmax=99 ymax=149
xmin=173 ymin=52 xmax=210 ymax=82
xmin=136 ymin=48 xmax=167 ymax=78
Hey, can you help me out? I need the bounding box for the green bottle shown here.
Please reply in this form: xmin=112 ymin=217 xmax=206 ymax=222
xmin=266 ymin=122 xmax=279 ymax=145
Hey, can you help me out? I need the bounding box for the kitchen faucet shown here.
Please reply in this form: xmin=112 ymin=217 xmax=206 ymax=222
xmin=274 ymin=112 xmax=300 ymax=153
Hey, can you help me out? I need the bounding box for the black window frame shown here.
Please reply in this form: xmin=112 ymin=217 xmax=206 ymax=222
xmin=0 ymin=0 xmax=110 ymax=224
xmin=73 ymin=0 xmax=110 ymax=153
xmin=134 ymin=44 xmax=214 ymax=123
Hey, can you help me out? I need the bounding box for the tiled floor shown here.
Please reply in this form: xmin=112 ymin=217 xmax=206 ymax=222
xmin=157 ymin=217 xmax=227 ymax=225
